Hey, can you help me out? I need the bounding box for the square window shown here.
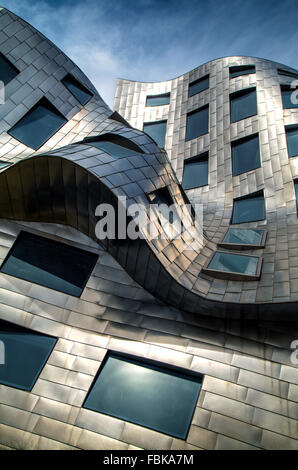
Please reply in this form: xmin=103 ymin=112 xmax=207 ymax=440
xmin=185 ymin=105 xmax=208 ymax=141
xmin=188 ymin=75 xmax=209 ymax=97
xmin=8 ymin=98 xmax=67 ymax=150
xmin=231 ymin=191 xmax=265 ymax=224
xmin=62 ymin=74 xmax=93 ymax=105
xmin=0 ymin=53 xmax=19 ymax=85
xmin=146 ymin=93 xmax=170 ymax=106
xmin=0 ymin=231 xmax=98 ymax=297
xmin=143 ymin=120 xmax=167 ymax=148
xmin=286 ymin=125 xmax=298 ymax=158
xmin=219 ymin=228 xmax=266 ymax=249
xmin=84 ymin=352 xmax=202 ymax=439
xmin=202 ymin=252 xmax=261 ymax=280
xmin=229 ymin=65 xmax=255 ymax=78
xmin=230 ymin=88 xmax=257 ymax=123
xmin=0 ymin=319 xmax=56 ymax=391
xmin=182 ymin=152 xmax=208 ymax=189
xmin=281 ymin=85 xmax=298 ymax=109
xmin=231 ymin=133 xmax=261 ymax=176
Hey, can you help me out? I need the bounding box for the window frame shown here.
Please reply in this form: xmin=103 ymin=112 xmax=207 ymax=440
xmin=285 ymin=124 xmax=298 ymax=158
xmin=145 ymin=93 xmax=170 ymax=107
xmin=231 ymin=190 xmax=266 ymax=225
xmin=201 ymin=251 xmax=263 ymax=281
xmin=230 ymin=87 xmax=257 ymax=123
xmin=0 ymin=52 xmax=19 ymax=85
xmin=185 ymin=105 xmax=209 ymax=142
xmin=229 ymin=65 xmax=256 ymax=79
xmin=188 ymin=74 xmax=209 ymax=97
xmin=61 ymin=73 xmax=93 ymax=106
xmin=231 ymin=133 xmax=261 ymax=176
xmin=182 ymin=152 xmax=209 ymax=189
xmin=218 ymin=228 xmax=267 ymax=250
xmin=281 ymin=85 xmax=298 ymax=109
xmin=143 ymin=119 xmax=167 ymax=148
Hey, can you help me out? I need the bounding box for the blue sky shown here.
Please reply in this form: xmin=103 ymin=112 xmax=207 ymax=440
xmin=2 ymin=0 xmax=298 ymax=107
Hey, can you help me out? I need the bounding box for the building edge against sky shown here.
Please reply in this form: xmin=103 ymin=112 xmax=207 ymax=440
xmin=0 ymin=7 xmax=297 ymax=450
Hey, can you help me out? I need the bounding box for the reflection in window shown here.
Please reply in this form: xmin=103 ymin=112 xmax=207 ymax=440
xmin=222 ymin=228 xmax=265 ymax=246
xmin=84 ymin=353 xmax=202 ymax=439
xmin=8 ymin=98 xmax=67 ymax=150
xmin=185 ymin=106 xmax=208 ymax=141
xmin=230 ymin=88 xmax=257 ymax=123
xmin=62 ymin=74 xmax=93 ymax=105
xmin=281 ymin=85 xmax=298 ymax=109
xmin=143 ymin=120 xmax=167 ymax=148
xmin=146 ymin=93 xmax=170 ymax=106
xmin=286 ymin=126 xmax=298 ymax=158
xmin=207 ymin=252 xmax=260 ymax=276
xmin=231 ymin=133 xmax=260 ymax=176
xmin=232 ymin=191 xmax=265 ymax=224
xmin=0 ymin=53 xmax=19 ymax=85
xmin=188 ymin=75 xmax=209 ymax=97
xmin=229 ymin=65 xmax=255 ymax=78
xmin=0 ymin=319 xmax=56 ymax=391
xmin=182 ymin=152 xmax=208 ymax=189
xmin=0 ymin=231 xmax=98 ymax=297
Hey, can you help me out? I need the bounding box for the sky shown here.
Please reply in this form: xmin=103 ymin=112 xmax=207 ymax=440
xmin=1 ymin=0 xmax=298 ymax=107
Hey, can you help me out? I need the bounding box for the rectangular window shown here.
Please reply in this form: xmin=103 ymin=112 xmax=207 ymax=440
xmin=84 ymin=352 xmax=202 ymax=439
xmin=85 ymin=141 xmax=143 ymax=158
xmin=230 ymin=88 xmax=257 ymax=123
xmin=62 ymin=74 xmax=93 ymax=105
xmin=286 ymin=125 xmax=298 ymax=158
xmin=229 ymin=65 xmax=255 ymax=78
xmin=185 ymin=105 xmax=208 ymax=141
xmin=295 ymin=180 xmax=298 ymax=216
xmin=188 ymin=75 xmax=209 ymax=97
xmin=143 ymin=120 xmax=167 ymax=148
xmin=231 ymin=190 xmax=265 ymax=224
xmin=0 ymin=53 xmax=19 ymax=85
xmin=202 ymin=252 xmax=261 ymax=280
xmin=147 ymin=187 xmax=184 ymax=239
xmin=0 ymin=319 xmax=56 ymax=391
xmin=8 ymin=98 xmax=67 ymax=150
xmin=0 ymin=231 xmax=98 ymax=297
xmin=146 ymin=93 xmax=170 ymax=106
xmin=231 ymin=133 xmax=261 ymax=176
xmin=281 ymin=85 xmax=298 ymax=109
xmin=278 ymin=68 xmax=298 ymax=79
xmin=182 ymin=152 xmax=208 ymax=189
xmin=219 ymin=228 xmax=266 ymax=249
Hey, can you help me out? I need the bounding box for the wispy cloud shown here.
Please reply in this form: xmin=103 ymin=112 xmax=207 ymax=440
xmin=2 ymin=0 xmax=298 ymax=107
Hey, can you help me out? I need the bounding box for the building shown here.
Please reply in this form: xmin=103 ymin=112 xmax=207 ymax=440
xmin=0 ymin=6 xmax=297 ymax=450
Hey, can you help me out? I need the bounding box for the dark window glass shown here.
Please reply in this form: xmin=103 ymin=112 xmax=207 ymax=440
xmin=230 ymin=88 xmax=257 ymax=123
xmin=281 ymin=86 xmax=298 ymax=109
xmin=8 ymin=98 xmax=67 ymax=150
xmin=62 ymin=74 xmax=92 ymax=105
xmin=182 ymin=152 xmax=208 ymax=189
xmin=0 ymin=319 xmax=56 ymax=391
xmin=229 ymin=65 xmax=255 ymax=78
xmin=87 ymin=141 xmax=143 ymax=158
xmin=0 ymin=53 xmax=19 ymax=85
xmin=146 ymin=93 xmax=170 ymax=106
xmin=223 ymin=228 xmax=264 ymax=245
xmin=208 ymin=252 xmax=259 ymax=275
xmin=143 ymin=120 xmax=167 ymax=148
xmin=0 ymin=232 xmax=98 ymax=297
xmin=84 ymin=353 xmax=202 ymax=439
xmin=295 ymin=180 xmax=298 ymax=215
xmin=232 ymin=191 xmax=265 ymax=224
xmin=278 ymin=68 xmax=298 ymax=79
xmin=148 ymin=187 xmax=184 ymax=238
xmin=231 ymin=133 xmax=260 ymax=176
xmin=286 ymin=126 xmax=298 ymax=158
xmin=188 ymin=75 xmax=209 ymax=97
xmin=185 ymin=106 xmax=208 ymax=141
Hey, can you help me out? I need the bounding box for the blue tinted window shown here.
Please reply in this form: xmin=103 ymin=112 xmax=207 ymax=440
xmin=0 ymin=53 xmax=19 ymax=85
xmin=223 ymin=228 xmax=264 ymax=245
xmin=8 ymin=98 xmax=67 ymax=150
xmin=286 ymin=126 xmax=298 ymax=158
xmin=230 ymin=88 xmax=257 ymax=123
xmin=185 ymin=106 xmax=208 ymax=141
xmin=182 ymin=153 xmax=208 ymax=189
xmin=188 ymin=75 xmax=209 ymax=97
xmin=0 ymin=319 xmax=56 ymax=391
xmin=232 ymin=134 xmax=260 ymax=176
xmin=146 ymin=93 xmax=170 ymax=106
xmin=278 ymin=68 xmax=298 ymax=79
xmin=232 ymin=191 xmax=265 ymax=224
xmin=87 ymin=141 xmax=143 ymax=158
xmin=0 ymin=231 xmax=98 ymax=297
xmin=144 ymin=120 xmax=167 ymax=148
xmin=208 ymin=252 xmax=259 ymax=275
xmin=281 ymin=86 xmax=298 ymax=109
xmin=84 ymin=353 xmax=202 ymax=439
xmin=229 ymin=65 xmax=255 ymax=78
xmin=62 ymin=74 xmax=92 ymax=105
